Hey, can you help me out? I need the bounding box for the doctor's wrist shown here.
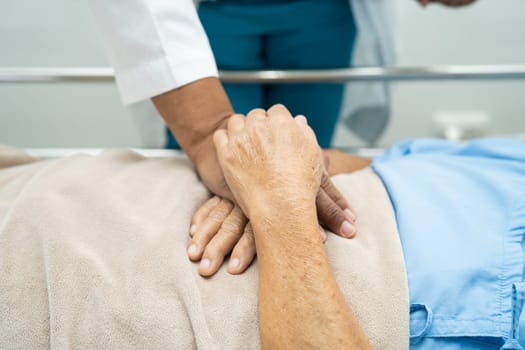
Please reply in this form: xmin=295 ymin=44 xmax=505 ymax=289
xmin=152 ymin=77 xmax=233 ymax=160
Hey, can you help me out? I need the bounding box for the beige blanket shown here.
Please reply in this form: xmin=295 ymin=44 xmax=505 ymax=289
xmin=0 ymin=147 xmax=409 ymax=349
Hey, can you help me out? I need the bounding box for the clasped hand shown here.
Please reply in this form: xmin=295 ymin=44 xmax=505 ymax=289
xmin=187 ymin=105 xmax=357 ymax=277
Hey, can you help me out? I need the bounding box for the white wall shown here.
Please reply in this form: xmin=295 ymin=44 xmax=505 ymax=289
xmin=335 ymin=0 xmax=525 ymax=147
xmin=388 ymin=0 xmax=525 ymax=144
xmin=0 ymin=0 xmax=141 ymax=148
xmin=1 ymin=0 xmax=525 ymax=148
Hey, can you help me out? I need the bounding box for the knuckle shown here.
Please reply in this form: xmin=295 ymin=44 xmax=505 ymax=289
xmin=208 ymin=203 xmax=233 ymax=221
xmin=219 ymin=220 xmax=242 ymax=236
xmin=319 ymin=202 xmax=344 ymax=223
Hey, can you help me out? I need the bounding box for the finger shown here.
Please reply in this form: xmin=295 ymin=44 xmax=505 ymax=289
xmin=190 ymin=196 xmax=221 ymax=237
xmin=267 ymin=104 xmax=293 ymax=120
xmin=321 ymin=171 xmax=355 ymax=222
xmin=187 ymin=198 xmax=234 ymax=261
xmin=228 ymin=223 xmax=257 ymax=275
xmin=198 ymin=206 xmax=248 ymax=277
xmin=294 ymin=114 xmax=308 ymax=125
xmin=227 ymin=114 xmax=246 ymax=135
xmin=316 ymin=188 xmax=356 ymax=239
xmin=246 ymin=108 xmax=267 ymax=125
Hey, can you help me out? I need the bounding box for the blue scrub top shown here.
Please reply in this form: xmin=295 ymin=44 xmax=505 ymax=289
xmin=372 ymin=139 xmax=525 ymax=349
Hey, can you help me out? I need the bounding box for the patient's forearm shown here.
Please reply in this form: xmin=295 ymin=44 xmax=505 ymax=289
xmin=251 ymin=199 xmax=370 ymax=349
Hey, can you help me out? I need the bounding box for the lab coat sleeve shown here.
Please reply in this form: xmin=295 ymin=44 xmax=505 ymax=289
xmin=88 ymin=0 xmax=218 ymax=105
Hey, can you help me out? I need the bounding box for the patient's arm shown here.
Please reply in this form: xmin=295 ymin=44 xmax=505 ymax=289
xmin=251 ymin=197 xmax=370 ymax=349
xmin=213 ymin=105 xmax=371 ymax=348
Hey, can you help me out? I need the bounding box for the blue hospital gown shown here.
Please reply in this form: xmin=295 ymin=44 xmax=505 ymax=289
xmin=372 ymin=139 xmax=525 ymax=349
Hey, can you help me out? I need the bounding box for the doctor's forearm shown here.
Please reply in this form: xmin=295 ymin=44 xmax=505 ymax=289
xmin=152 ymin=77 xmax=233 ymax=164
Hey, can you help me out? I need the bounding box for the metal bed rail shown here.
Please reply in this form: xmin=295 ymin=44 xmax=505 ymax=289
xmin=2 ymin=65 xmax=525 ymax=83
xmin=24 ymin=148 xmax=185 ymax=159
xmin=26 ymin=147 xmax=383 ymax=159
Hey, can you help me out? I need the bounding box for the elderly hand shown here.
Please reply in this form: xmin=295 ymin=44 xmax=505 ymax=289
xmin=214 ymin=105 xmax=355 ymax=225
xmin=213 ymin=105 xmax=323 ymax=216
xmin=187 ymin=196 xmax=255 ymax=277
xmin=418 ymin=0 xmax=477 ymax=7
xmin=187 ymin=105 xmax=357 ymax=277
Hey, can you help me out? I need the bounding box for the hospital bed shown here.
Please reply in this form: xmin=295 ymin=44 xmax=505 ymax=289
xmin=2 ymin=65 xmax=525 ymax=83
xmin=1 ymin=66 xmax=525 ymax=349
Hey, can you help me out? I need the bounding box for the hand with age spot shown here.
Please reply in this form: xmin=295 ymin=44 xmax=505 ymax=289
xmin=187 ymin=105 xmax=357 ymax=277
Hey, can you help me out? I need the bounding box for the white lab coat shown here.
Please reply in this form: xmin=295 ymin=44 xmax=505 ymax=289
xmin=88 ymin=0 xmax=396 ymax=146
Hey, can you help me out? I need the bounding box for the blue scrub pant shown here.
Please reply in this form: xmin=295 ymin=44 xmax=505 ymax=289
xmin=167 ymin=0 xmax=356 ymax=149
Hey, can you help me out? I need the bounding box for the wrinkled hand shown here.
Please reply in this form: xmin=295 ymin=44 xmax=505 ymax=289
xmin=213 ymin=106 xmax=356 ymax=233
xmin=418 ymin=0 xmax=477 ymax=7
xmin=213 ymin=105 xmax=323 ymax=216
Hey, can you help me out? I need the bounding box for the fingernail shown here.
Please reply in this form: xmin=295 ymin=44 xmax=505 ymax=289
xmin=230 ymin=257 xmax=240 ymax=270
xmin=190 ymin=224 xmax=197 ymax=235
xmin=200 ymin=258 xmax=211 ymax=270
xmin=340 ymin=221 xmax=356 ymax=238
xmin=187 ymin=244 xmax=198 ymax=256
xmin=344 ymin=208 xmax=356 ymax=222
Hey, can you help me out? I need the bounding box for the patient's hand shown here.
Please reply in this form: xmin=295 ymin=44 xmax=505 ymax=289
xmin=213 ymin=105 xmax=323 ymax=216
